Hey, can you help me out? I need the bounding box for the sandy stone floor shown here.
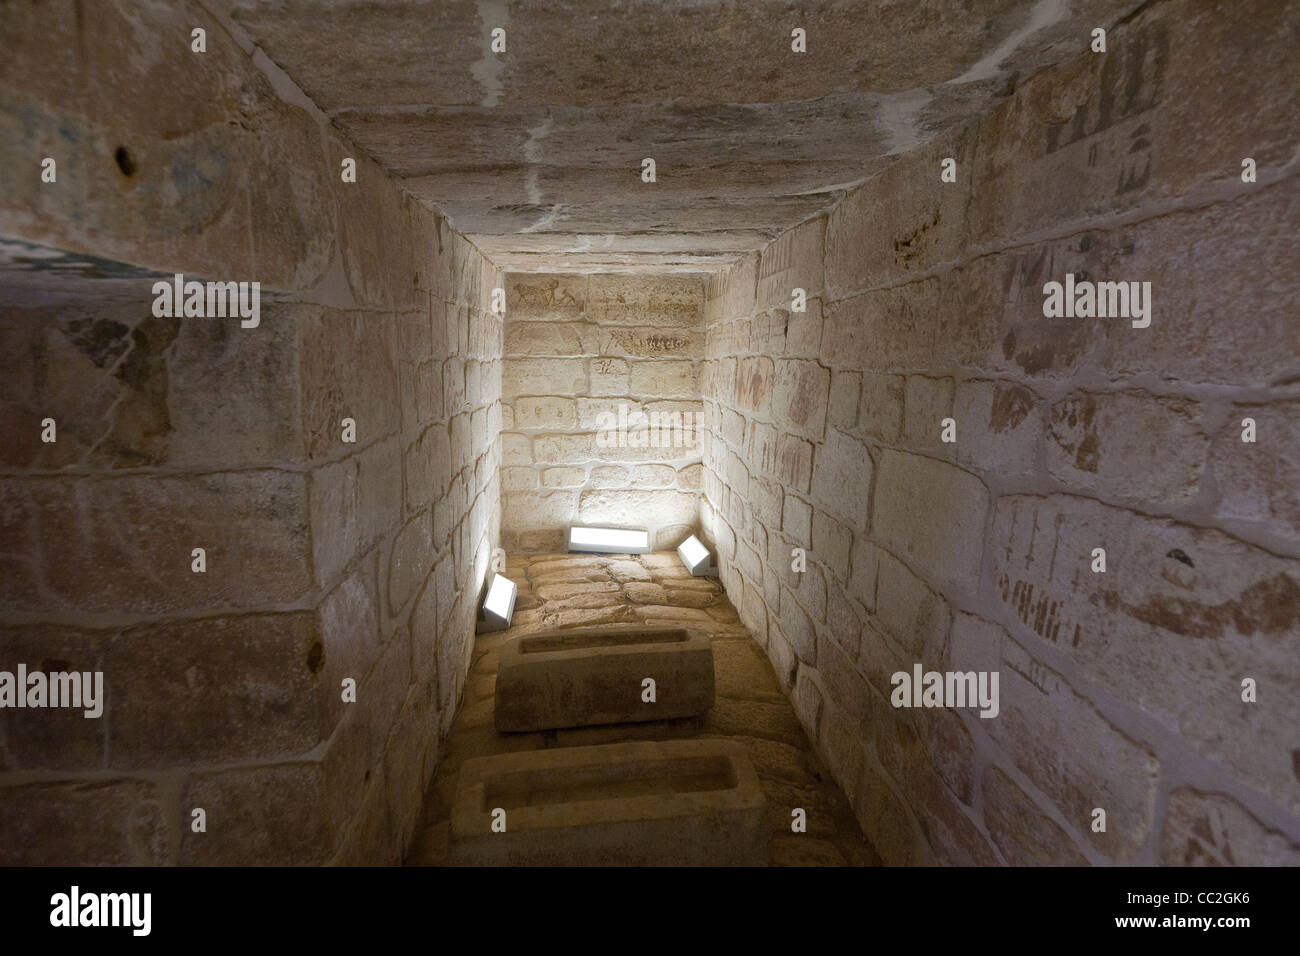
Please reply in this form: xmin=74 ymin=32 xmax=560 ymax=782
xmin=406 ymin=551 xmax=879 ymax=866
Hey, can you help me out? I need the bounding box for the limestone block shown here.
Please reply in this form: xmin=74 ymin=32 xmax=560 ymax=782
xmin=541 ymin=466 xmax=587 ymax=488
xmin=388 ymin=511 xmax=433 ymax=614
xmin=969 ymin=0 xmax=1299 ymax=247
xmin=992 ymin=494 xmax=1300 ymax=812
xmin=776 ymin=433 xmax=814 ymax=493
xmin=982 ymin=767 xmax=1089 ymax=865
xmin=449 ymin=739 xmax=767 ymax=866
xmin=1 ymin=471 xmax=311 ymax=616
xmin=501 ymin=433 xmax=531 ymax=465
xmin=604 ymin=326 xmax=700 ymax=358
xmin=812 ymin=509 xmax=852 ymax=583
xmin=504 ymin=321 xmax=599 ymax=357
xmin=902 ymin=376 xmax=955 ymax=455
xmin=104 ymin=612 xmax=324 ymax=769
xmin=757 ymin=216 xmax=826 ymax=307
xmin=298 ymin=308 xmax=399 ymax=460
xmin=952 ymin=379 xmax=1041 ymax=480
xmin=512 ymin=396 xmax=578 ymax=430
xmin=506 ymin=274 xmax=588 ymax=320
xmin=783 ymin=495 xmax=812 ymax=544
xmin=736 ymin=356 xmax=774 ymax=416
xmin=872 ymin=450 xmax=987 ymax=595
xmin=823 ymin=279 xmax=942 ymax=375
xmin=629 ymin=464 xmax=675 ymax=488
xmin=503 ymin=356 xmax=586 ymax=399
xmin=590 ymin=357 xmax=629 ymax=396
xmin=495 ymin=625 xmax=714 ymax=731
xmin=773 ymin=359 xmax=830 ymax=440
xmin=1211 ymin=401 xmax=1300 ymax=543
xmin=181 ymin=764 xmax=329 ymax=865
xmin=502 ymin=490 xmax=580 ymax=532
xmin=358 ymin=436 xmax=403 ymax=546
xmin=873 ymin=550 xmax=950 ymax=666
xmin=1047 ymin=391 xmax=1207 ymax=504
xmin=590 ymin=465 xmax=630 ymax=489
xmin=587 ymin=275 xmax=703 ymax=327
xmin=809 ymin=428 xmax=873 ymax=530
xmin=1160 ymin=789 xmax=1300 ymax=866
xmin=987 ymin=637 xmax=1159 ymax=861
xmin=629 ymin=359 xmax=697 ymax=399
xmin=577 ymin=489 xmax=698 ymax=529
xmin=825 ymin=126 xmax=975 ymax=298
xmin=0 ymin=780 xmax=166 ymax=865
xmin=827 ymin=371 xmax=861 ymax=431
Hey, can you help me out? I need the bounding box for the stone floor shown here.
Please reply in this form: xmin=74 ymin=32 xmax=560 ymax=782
xmin=405 ymin=551 xmax=879 ymax=866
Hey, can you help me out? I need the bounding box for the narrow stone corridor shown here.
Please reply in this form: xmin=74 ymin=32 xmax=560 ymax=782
xmin=1 ymin=0 xmax=1297 ymax=873
xmin=407 ymin=551 xmax=877 ymax=866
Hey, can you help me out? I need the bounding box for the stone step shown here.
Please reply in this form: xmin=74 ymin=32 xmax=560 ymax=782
xmin=494 ymin=625 xmax=714 ymax=732
xmin=448 ymin=739 xmax=770 ymax=866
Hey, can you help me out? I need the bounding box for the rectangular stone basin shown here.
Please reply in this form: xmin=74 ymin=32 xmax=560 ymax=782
xmin=494 ymin=625 xmax=714 ymax=732
xmin=448 ymin=739 xmax=770 ymax=865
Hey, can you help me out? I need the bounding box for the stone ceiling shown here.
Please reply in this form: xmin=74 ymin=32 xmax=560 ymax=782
xmin=220 ymin=0 xmax=1141 ymax=273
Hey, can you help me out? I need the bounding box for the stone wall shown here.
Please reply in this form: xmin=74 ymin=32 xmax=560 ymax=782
xmin=700 ymin=0 xmax=1300 ymax=865
xmin=501 ymin=273 xmax=705 ymax=552
xmin=0 ymin=0 xmax=501 ymax=864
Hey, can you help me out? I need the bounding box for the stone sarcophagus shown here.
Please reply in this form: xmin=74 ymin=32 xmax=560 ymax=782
xmin=448 ymin=739 xmax=770 ymax=866
xmin=494 ymin=625 xmax=714 ymax=732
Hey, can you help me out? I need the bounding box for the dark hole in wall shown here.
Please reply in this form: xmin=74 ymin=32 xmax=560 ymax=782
xmin=114 ymin=146 xmax=137 ymax=177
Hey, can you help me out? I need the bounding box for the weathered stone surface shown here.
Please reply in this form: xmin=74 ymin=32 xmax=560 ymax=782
xmin=299 ymin=308 xmax=400 ymax=459
xmin=1211 ymin=401 xmax=1300 ymax=544
xmin=107 ymin=612 xmax=324 ymax=769
xmin=952 ymin=379 xmax=1041 ymax=479
xmin=181 ymin=764 xmax=330 ymax=865
xmin=1047 ymin=391 xmax=1207 ymax=504
xmin=587 ymin=275 xmax=704 ymax=324
xmin=589 ymin=357 xmax=629 ymax=396
xmin=388 ymin=512 xmax=434 ymax=613
xmin=577 ymin=489 xmax=698 ymax=529
xmin=772 ymin=360 xmax=830 ymax=440
xmin=809 ymin=429 xmax=873 ymax=530
xmin=0 ymin=780 xmax=167 ymax=865
xmin=628 ymin=360 xmax=697 ymax=399
xmin=826 ymin=126 xmax=976 ymax=297
xmin=511 ymin=396 xmax=578 ymax=430
xmin=731 ymin=358 xmax=773 ymax=420
xmin=989 ymin=637 xmax=1159 ymax=861
xmin=758 ymin=217 xmax=826 ymax=307
xmin=495 ymin=626 xmax=714 ymax=731
xmin=506 ymin=274 xmax=588 ymax=319
xmin=1160 ymin=789 xmax=1300 ymax=866
xmin=992 ymin=494 xmax=1300 ymax=812
xmin=502 ymin=490 xmax=580 ymax=531
xmin=872 ymin=451 xmax=987 ymax=595
xmin=902 ymin=375 xmax=954 ymax=455
xmin=449 ymin=740 xmax=768 ymax=865
xmin=0 ymin=472 xmax=312 ymax=616
xmin=970 ymin=0 xmax=1300 ymax=248
xmin=503 ymin=357 xmax=585 ymax=397
xmin=983 ymin=767 xmax=1089 ymax=866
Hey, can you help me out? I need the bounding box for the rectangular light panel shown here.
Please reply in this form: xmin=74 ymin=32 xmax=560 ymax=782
xmin=568 ymin=526 xmax=651 ymax=555
xmin=477 ymin=572 xmax=517 ymax=632
xmin=676 ymin=534 xmax=716 ymax=576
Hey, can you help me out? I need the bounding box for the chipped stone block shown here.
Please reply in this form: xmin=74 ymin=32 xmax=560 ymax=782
xmin=495 ymin=625 xmax=714 ymax=731
xmin=449 ymin=740 xmax=768 ymax=865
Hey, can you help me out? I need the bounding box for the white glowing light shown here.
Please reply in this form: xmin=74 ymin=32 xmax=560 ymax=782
xmin=484 ymin=574 xmax=516 ymax=618
xmin=477 ymin=572 xmax=517 ymax=632
xmin=568 ymin=526 xmax=651 ymax=554
xmin=676 ymin=534 xmax=716 ymax=576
